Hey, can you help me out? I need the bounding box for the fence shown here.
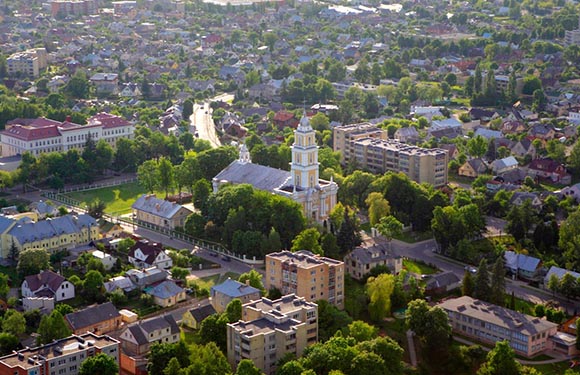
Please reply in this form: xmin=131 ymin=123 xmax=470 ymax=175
xmin=57 ymin=177 xmax=138 ymax=194
xmin=40 ymin=190 xmax=264 ymax=266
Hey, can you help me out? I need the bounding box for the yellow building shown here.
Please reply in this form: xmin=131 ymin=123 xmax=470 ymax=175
xmin=265 ymin=250 xmax=344 ymax=309
xmin=227 ymin=294 xmax=318 ymax=375
xmin=0 ymin=214 xmax=99 ymax=259
xmin=213 ymin=113 xmax=338 ymax=224
xmin=131 ymin=195 xmax=193 ymax=230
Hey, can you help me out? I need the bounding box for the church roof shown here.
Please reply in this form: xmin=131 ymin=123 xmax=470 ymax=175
xmin=213 ymin=161 xmax=291 ymax=192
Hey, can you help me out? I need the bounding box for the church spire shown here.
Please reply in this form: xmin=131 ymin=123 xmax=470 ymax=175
xmin=297 ymin=110 xmax=313 ymax=132
xmin=238 ymin=143 xmax=251 ymax=164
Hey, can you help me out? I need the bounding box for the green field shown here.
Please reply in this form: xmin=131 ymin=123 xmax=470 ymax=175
xmin=193 ymin=272 xmax=241 ymax=291
xmin=65 ymin=181 xmax=164 ymax=214
xmin=403 ymin=259 xmax=438 ymax=275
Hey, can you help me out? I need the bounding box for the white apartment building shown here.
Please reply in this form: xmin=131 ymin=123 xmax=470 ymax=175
xmin=7 ymin=48 xmax=48 ymax=78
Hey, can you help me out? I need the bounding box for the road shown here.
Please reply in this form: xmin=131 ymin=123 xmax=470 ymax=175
xmin=190 ymin=102 xmax=221 ymax=148
xmin=391 ymin=237 xmax=577 ymax=314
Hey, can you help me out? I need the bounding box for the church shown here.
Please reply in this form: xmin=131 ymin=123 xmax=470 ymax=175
xmin=212 ymin=113 xmax=339 ymax=224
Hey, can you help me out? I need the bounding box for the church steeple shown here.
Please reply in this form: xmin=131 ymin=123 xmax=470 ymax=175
xmin=238 ymin=143 xmax=251 ymax=164
xmin=291 ymin=112 xmax=319 ymax=189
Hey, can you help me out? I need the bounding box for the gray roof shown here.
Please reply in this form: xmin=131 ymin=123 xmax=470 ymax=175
xmin=126 ymin=314 xmax=179 ymax=345
xmin=0 ymin=216 xmax=15 ymax=234
xmin=65 ymin=302 xmax=120 ymax=331
xmin=146 ymin=280 xmax=184 ymax=299
xmin=426 ymin=271 xmax=460 ymax=290
xmin=211 ymin=278 xmax=260 ymax=298
xmin=8 ymin=214 xmax=96 ymax=244
xmin=213 ymin=160 xmax=291 ymax=192
xmin=346 ymin=243 xmax=398 ymax=265
xmin=438 ymin=296 xmax=557 ymax=337
xmin=131 ymin=195 xmax=191 ymax=220
xmin=504 ymin=251 xmax=541 ymax=272
xmin=188 ymin=304 xmax=216 ymax=322
xmin=544 ymin=266 xmax=580 ymax=282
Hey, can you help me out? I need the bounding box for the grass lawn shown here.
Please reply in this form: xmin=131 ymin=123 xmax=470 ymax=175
xmin=193 ymin=272 xmax=241 ymax=291
xmin=529 ymin=361 xmax=578 ymax=375
xmin=180 ymin=328 xmax=201 ymax=345
xmin=403 ymin=259 xmax=438 ymax=275
xmin=65 ymin=181 xmax=164 ymax=214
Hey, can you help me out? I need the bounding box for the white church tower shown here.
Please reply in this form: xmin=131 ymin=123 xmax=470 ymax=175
xmin=291 ymin=112 xmax=319 ymax=189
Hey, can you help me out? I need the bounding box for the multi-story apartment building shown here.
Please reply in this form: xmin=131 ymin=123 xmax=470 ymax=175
xmin=438 ymin=296 xmax=558 ymax=357
xmin=7 ymin=48 xmax=48 ymax=78
xmin=349 ymin=138 xmax=448 ymax=187
xmin=227 ymin=294 xmax=318 ymax=375
xmin=0 ymin=113 xmax=134 ymax=157
xmin=344 ymin=243 xmax=402 ymax=281
xmin=0 ymin=333 xmax=119 ymax=375
xmin=50 ymin=0 xmax=99 ymax=17
xmin=333 ymin=122 xmax=388 ymax=163
xmin=265 ymin=250 xmax=344 ymax=309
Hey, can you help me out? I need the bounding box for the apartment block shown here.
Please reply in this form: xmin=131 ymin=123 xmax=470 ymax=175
xmin=265 ymin=250 xmax=344 ymax=309
xmin=349 ymin=138 xmax=448 ymax=187
xmin=50 ymin=0 xmax=99 ymax=17
xmin=7 ymin=48 xmax=48 ymax=78
xmin=227 ymin=294 xmax=318 ymax=374
xmin=333 ymin=122 xmax=388 ymax=163
xmin=0 ymin=333 xmax=119 ymax=375
xmin=1 ymin=113 xmax=134 ymax=157
xmin=438 ymin=296 xmax=558 ymax=357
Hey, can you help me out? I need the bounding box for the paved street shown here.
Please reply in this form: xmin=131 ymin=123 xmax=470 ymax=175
xmin=189 ymin=102 xmax=221 ymax=148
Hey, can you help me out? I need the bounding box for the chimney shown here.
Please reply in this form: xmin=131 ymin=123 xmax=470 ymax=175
xmin=245 ymin=279 xmax=250 ymax=286
xmin=65 ymin=115 xmax=71 ymax=122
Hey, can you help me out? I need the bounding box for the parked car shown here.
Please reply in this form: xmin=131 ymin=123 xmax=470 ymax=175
xmin=464 ymin=265 xmax=477 ymax=274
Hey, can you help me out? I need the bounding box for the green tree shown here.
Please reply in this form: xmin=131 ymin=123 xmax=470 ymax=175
xmin=366 ymin=273 xmax=395 ymax=321
xmin=477 ymin=341 xmax=521 ymax=375
xmin=375 ymin=215 xmax=403 ymax=249
xmin=225 ymin=299 xmax=242 ymax=323
xmin=336 ymin=208 xmax=362 ymax=255
xmin=569 ymin=140 xmax=580 ymax=175
xmin=2 ymin=310 xmax=26 ymax=336
xmin=547 ymin=273 xmax=560 ymax=296
xmin=365 ymin=192 xmax=390 ymax=227
xmin=490 ymin=257 xmax=506 ymax=306
xmin=467 ymin=136 xmax=488 ymax=158
xmin=235 ymin=359 xmax=263 ymax=375
xmin=0 ymin=333 xmax=19 ymax=355
xmin=65 ymin=72 xmax=89 ymax=99
xmin=560 ymin=209 xmax=580 ymax=269
xmin=522 ymin=76 xmax=542 ymax=95
xmin=318 ymin=300 xmax=353 ymax=342
xmin=0 ymin=273 xmax=9 ymax=298
xmin=137 ymin=159 xmax=160 ymax=193
xmin=199 ymin=314 xmax=229 ymax=352
xmin=474 ymin=259 xmax=491 ymax=302
xmin=83 ymin=270 xmax=104 ymax=303
xmin=79 ymin=353 xmax=119 ymax=375
xmin=344 ymin=320 xmax=378 ymax=343
xmin=87 ymin=198 xmax=106 ymax=218
xmin=158 ymin=156 xmax=174 ymax=198
xmin=163 ymin=357 xmax=182 ymax=375
xmin=291 ymin=228 xmax=322 ymax=255
xmin=37 ymin=310 xmax=71 ymax=345
xmin=17 ymin=248 xmax=50 ymax=276
xmin=238 ymin=270 xmax=265 ymax=294
xmin=560 ymin=272 xmax=577 ymax=300
xmin=462 ymin=271 xmax=475 ymax=297
xmin=406 ymin=299 xmax=451 ymax=350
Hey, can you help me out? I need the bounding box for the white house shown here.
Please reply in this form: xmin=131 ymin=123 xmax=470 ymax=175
xmin=128 ymin=240 xmax=173 ymax=269
xmin=92 ymin=250 xmax=117 ymax=271
xmin=21 ymin=270 xmax=75 ymax=302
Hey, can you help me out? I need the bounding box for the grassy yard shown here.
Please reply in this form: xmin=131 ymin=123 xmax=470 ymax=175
xmin=403 ymin=259 xmax=438 ymax=275
xmin=529 ymin=361 xmax=578 ymax=375
xmin=193 ymin=272 xmax=241 ymax=291
xmin=65 ymin=181 xmax=165 ymax=214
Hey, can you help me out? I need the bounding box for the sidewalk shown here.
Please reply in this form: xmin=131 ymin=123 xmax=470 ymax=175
xmin=406 ymin=330 xmax=418 ymax=367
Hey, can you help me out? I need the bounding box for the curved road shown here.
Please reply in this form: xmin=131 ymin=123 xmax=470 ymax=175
xmin=190 ymin=102 xmax=221 ymax=148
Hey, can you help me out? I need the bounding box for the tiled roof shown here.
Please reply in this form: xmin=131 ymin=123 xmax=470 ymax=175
xmin=125 ymin=315 xmax=179 ymax=345
xmin=131 ymin=195 xmax=190 ymax=220
xmin=65 ymin=302 xmax=120 ymax=331
xmin=24 ymin=270 xmax=65 ymax=293
xmin=146 ymin=280 xmax=184 ymax=299
xmin=188 ymin=304 xmax=216 ymax=322
xmin=128 ymin=241 xmax=164 ymax=265
xmin=213 ymin=161 xmax=290 ymax=193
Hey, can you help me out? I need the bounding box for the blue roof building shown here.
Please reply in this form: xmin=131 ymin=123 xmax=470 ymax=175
xmin=145 ymin=280 xmax=186 ymax=307
xmin=210 ymin=278 xmax=261 ymax=313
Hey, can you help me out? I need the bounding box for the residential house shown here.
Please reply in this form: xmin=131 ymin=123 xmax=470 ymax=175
xmin=120 ymin=83 xmax=141 ymax=98
xmin=265 ymin=250 xmax=345 ymax=309
xmin=430 ymin=118 xmax=463 ymax=131
xmin=410 ymin=106 xmax=444 ymax=122
xmin=210 ymin=278 xmax=261 ymax=313
xmin=131 ymin=195 xmax=193 ymax=230
xmin=509 ymin=192 xmax=542 ymax=210
xmin=458 ymin=158 xmax=488 ymax=178
xmin=491 ymin=156 xmax=519 ymax=175
xmin=0 ymin=333 xmax=119 ymax=375
xmin=273 ymin=111 xmax=299 ymax=130
xmin=527 ymin=158 xmax=571 ymax=184
xmin=544 ymin=266 xmax=580 ymax=290
xmin=469 ymin=108 xmax=499 ymax=122
xmin=427 ymin=126 xmax=463 ymax=141
xmin=511 ymin=138 xmax=537 ymax=159
xmin=504 ymin=251 xmax=542 ymax=281
xmin=344 ymin=243 xmax=402 ymax=281
xmin=182 ymin=304 xmax=217 ymax=329
xmin=120 ymin=314 xmax=179 ymax=355
xmin=89 ymin=73 xmax=119 ymax=95
xmin=528 ymin=123 xmax=556 ymax=141
xmin=502 ymin=120 xmax=526 ymax=135
xmin=65 ymin=302 xmax=122 ymax=335
xmin=28 ymin=200 xmax=58 ymax=219
xmin=425 ymin=271 xmax=461 ymax=294
xmin=104 ymin=275 xmax=136 ymax=294
xmin=125 ymin=267 xmax=168 ymax=289
xmin=559 ymin=183 xmax=580 ymax=202
xmin=128 ymin=240 xmax=172 ymax=269
xmin=91 ymin=250 xmax=117 ymax=271
xmin=439 ymin=144 xmax=459 ymax=159
xmin=145 ymin=280 xmax=186 ymax=308
xmin=21 ymin=270 xmax=75 ymax=302
xmin=227 ymin=295 xmax=318 ymax=375
xmin=438 ymin=296 xmax=558 ymax=357
xmin=474 ymin=128 xmax=502 ymax=140
xmin=394 ymin=126 xmax=419 ymax=143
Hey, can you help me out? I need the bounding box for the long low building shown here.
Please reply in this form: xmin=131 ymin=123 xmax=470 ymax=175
xmin=0 ymin=113 xmax=134 ymax=157
xmin=438 ymin=296 xmax=558 ymax=357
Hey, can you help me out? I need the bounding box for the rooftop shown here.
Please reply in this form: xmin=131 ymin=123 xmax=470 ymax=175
xmin=267 ymin=250 xmax=343 ymax=268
